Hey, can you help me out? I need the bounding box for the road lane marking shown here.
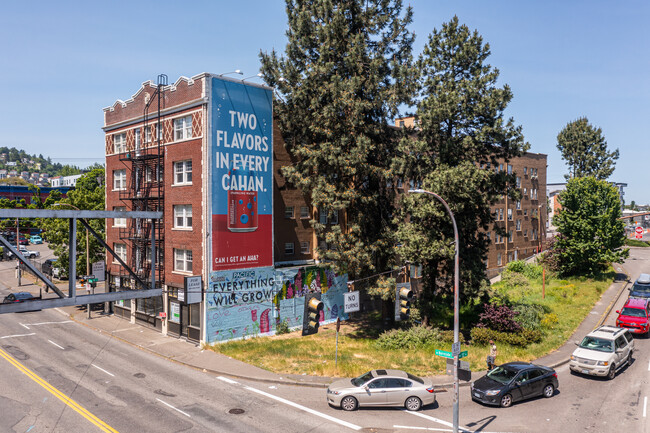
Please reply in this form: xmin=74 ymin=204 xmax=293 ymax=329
xmin=156 ymin=398 xmax=191 ymax=417
xmin=24 ymin=320 xmax=72 ymax=326
xmin=643 ymin=397 xmax=648 ymax=418
xmin=48 ymin=340 xmax=65 ymax=350
xmin=1 ymin=332 xmax=35 ymax=339
xmin=0 ymin=347 xmax=119 ymax=433
xmin=92 ymin=364 xmax=115 ymax=377
xmin=647 ymin=359 xmax=650 ymax=371
xmin=244 ymin=385 xmax=362 ymax=430
xmin=216 ymin=376 xmax=239 ymax=385
xmin=394 ymin=425 xmax=452 ymax=432
xmin=19 ymin=322 xmax=30 ymax=329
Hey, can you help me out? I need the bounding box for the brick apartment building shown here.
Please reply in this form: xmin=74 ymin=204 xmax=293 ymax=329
xmin=103 ymin=73 xmax=545 ymax=343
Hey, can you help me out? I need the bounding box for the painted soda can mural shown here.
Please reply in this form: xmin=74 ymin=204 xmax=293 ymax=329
xmin=206 ymin=266 xmax=348 ymax=343
xmin=211 ymin=76 xmax=273 ymax=270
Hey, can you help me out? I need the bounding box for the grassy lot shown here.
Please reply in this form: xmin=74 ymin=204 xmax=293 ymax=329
xmin=207 ymin=269 xmax=615 ymax=378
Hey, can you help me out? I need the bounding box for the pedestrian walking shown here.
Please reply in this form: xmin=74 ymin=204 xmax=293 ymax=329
xmin=486 ymin=339 xmax=497 ymax=370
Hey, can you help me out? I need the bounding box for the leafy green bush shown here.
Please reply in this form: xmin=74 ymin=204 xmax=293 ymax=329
xmin=541 ymin=312 xmax=559 ymax=328
xmin=512 ymin=303 xmax=545 ymax=331
xmin=440 ymin=330 xmax=466 ymax=344
xmin=506 ymin=260 xmax=527 ymax=274
xmin=506 ymin=260 xmax=543 ymax=280
xmin=375 ymin=326 xmax=442 ymax=350
xmin=470 ymin=327 xmax=543 ymax=347
xmin=275 ymin=319 xmax=290 ymax=335
xmin=625 ymin=239 xmax=650 ymax=247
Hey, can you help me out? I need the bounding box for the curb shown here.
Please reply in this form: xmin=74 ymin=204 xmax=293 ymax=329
xmin=64 ymin=266 xmax=632 ymax=390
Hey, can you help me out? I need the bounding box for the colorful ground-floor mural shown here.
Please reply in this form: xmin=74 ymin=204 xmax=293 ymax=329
xmin=206 ymin=265 xmax=348 ymax=343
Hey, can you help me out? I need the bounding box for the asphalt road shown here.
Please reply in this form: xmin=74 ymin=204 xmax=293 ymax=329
xmin=1 ymin=244 xmax=649 ymax=432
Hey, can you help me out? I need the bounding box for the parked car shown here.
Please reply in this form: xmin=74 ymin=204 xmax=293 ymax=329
xmin=629 ymin=273 xmax=650 ymax=299
xmin=7 ymin=246 xmax=40 ymax=259
xmin=327 ymin=369 xmax=435 ymax=411
xmin=42 ymin=259 xmax=62 ymax=279
xmin=569 ymin=325 xmax=634 ymax=379
xmin=2 ymin=291 xmax=39 ymax=303
xmin=616 ymin=298 xmax=650 ymax=335
xmin=471 ymin=362 xmax=558 ymax=408
xmin=29 ymin=235 xmax=43 ymax=244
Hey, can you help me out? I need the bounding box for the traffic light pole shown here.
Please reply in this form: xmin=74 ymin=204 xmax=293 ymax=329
xmin=409 ymin=189 xmax=460 ymax=433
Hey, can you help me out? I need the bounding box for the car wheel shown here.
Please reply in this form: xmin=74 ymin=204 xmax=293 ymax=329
xmin=341 ymin=396 xmax=358 ymax=411
xmin=627 ymin=352 xmax=632 ymax=366
xmin=405 ymin=396 xmax=422 ymax=411
xmin=607 ymin=365 xmax=616 ymax=380
xmin=499 ymin=393 xmax=513 ymax=408
xmin=543 ymin=384 xmax=554 ymax=398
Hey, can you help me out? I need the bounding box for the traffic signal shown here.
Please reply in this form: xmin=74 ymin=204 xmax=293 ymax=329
xmin=302 ymin=293 xmax=324 ymax=336
xmin=399 ymin=286 xmax=413 ymax=320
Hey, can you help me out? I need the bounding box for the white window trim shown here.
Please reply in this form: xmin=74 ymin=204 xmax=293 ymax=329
xmin=113 ymin=206 xmax=126 ymax=227
xmin=173 ymin=204 xmax=193 ymax=230
xmin=173 ymin=160 xmax=192 ymax=186
xmin=113 ymin=169 xmax=126 ymax=191
xmin=285 ymin=206 xmax=295 ymax=219
xmin=284 ymin=242 xmax=295 ymax=255
xmin=114 ymin=133 xmax=126 ymax=154
xmin=113 ymin=243 xmax=127 ymax=263
xmin=173 ymin=115 xmax=193 ymax=142
xmin=173 ymin=248 xmax=193 ymax=274
xmin=300 ymin=241 xmax=310 ymax=254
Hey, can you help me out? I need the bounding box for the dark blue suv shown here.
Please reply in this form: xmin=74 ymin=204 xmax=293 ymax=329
xmin=629 ymin=273 xmax=650 ymax=299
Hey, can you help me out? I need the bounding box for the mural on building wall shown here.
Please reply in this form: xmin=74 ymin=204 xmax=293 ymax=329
xmin=206 ymin=266 xmax=348 ymax=343
xmin=211 ymin=76 xmax=273 ymax=271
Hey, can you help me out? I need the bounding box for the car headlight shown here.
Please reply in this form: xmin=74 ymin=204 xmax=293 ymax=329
xmin=596 ymin=361 xmax=609 ymax=366
xmin=485 ymin=390 xmax=501 ymax=396
xmin=327 ymin=389 xmax=340 ymax=395
xmin=570 ymin=355 xmax=575 ymax=361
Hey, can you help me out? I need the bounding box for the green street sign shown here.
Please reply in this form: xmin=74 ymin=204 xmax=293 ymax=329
xmin=458 ymin=350 xmax=468 ymax=358
xmin=435 ymin=349 xmax=453 ymax=359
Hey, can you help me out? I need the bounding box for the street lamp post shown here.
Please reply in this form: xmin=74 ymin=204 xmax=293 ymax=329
xmin=409 ymin=189 xmax=460 ymax=433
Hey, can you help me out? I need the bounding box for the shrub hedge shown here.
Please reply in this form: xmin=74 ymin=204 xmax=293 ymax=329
xmin=470 ymin=327 xmax=543 ymax=347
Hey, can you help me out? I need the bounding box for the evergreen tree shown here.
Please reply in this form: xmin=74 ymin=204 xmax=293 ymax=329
xmin=393 ymin=17 xmax=529 ymax=323
xmin=260 ymin=0 xmax=416 ymax=276
xmin=557 ymin=117 xmax=619 ymax=180
xmin=551 ymin=176 xmax=628 ymax=276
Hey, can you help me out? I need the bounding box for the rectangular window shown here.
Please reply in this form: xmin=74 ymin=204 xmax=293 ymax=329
xmin=524 ymin=167 xmax=528 ymax=175
xmin=301 ymin=241 xmax=310 ymax=254
xmin=285 ymin=206 xmax=294 ymax=219
xmin=300 ymin=206 xmax=310 ymax=219
xmin=134 ymin=128 xmax=141 ymax=149
xmin=174 ymin=249 xmax=193 ymax=273
xmin=524 ymin=209 xmax=528 ymax=216
xmin=145 ymin=125 xmax=162 ymax=143
xmin=516 ymin=176 xmax=521 ymax=188
xmin=524 ymin=229 xmax=528 ymax=237
xmin=508 ymin=230 xmax=513 ymax=242
xmin=174 ymin=115 xmax=192 ymax=141
xmin=189 ymin=303 xmax=201 ymax=328
xmin=113 ymin=169 xmax=126 ymax=190
xmin=486 ymin=232 xmax=491 ymax=241
xmin=507 ymin=208 xmax=513 ymax=221
xmin=330 ymin=211 xmax=339 ymax=225
xmin=284 ymin=242 xmax=294 ymax=255
xmin=114 ymin=243 xmax=127 ymax=263
xmin=113 ymin=206 xmax=126 ymax=227
xmin=319 ymin=209 xmax=328 ymax=224
xmin=174 ymin=160 xmax=192 ymax=185
xmin=497 ymin=253 xmax=502 ymax=266
xmin=499 ymin=208 xmax=504 ymax=221
xmin=524 ymin=187 xmax=528 ymax=196
xmin=173 ymin=204 xmax=192 ymax=229
xmin=499 ymin=163 xmax=504 ymax=172
xmin=507 ymin=165 xmax=513 ymax=174
xmin=516 ymin=219 xmax=522 ymax=231
xmin=516 ymin=200 xmax=521 ymax=210
xmin=532 ymin=229 xmax=538 ymax=240
xmin=114 ymin=133 xmax=126 ymax=153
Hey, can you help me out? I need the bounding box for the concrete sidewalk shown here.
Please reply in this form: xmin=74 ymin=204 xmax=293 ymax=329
xmin=4 ymin=258 xmax=630 ymax=390
xmin=50 ymin=261 xmax=630 ymax=390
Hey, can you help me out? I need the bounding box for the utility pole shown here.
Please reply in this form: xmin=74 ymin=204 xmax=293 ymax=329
xmin=16 ymin=217 xmax=21 ymax=286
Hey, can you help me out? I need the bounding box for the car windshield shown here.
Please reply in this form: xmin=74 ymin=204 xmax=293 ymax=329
xmin=621 ymin=307 xmax=646 ymax=317
xmin=351 ymin=371 xmax=374 ymax=387
xmin=579 ymin=336 xmax=614 ymax=352
xmin=486 ymin=366 xmax=518 ymax=384
xmin=407 ymin=373 xmax=424 ymax=384
xmin=632 ymin=284 xmax=650 ymax=293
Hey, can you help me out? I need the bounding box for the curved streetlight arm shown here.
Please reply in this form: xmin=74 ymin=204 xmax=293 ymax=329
xmin=409 ymin=188 xmax=460 ymax=433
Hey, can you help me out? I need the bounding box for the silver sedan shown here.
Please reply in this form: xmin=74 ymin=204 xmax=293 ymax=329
xmin=326 ymin=369 xmax=436 ymax=411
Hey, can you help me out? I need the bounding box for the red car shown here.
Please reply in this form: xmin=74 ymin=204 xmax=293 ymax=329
xmin=616 ymin=298 xmax=650 ymax=335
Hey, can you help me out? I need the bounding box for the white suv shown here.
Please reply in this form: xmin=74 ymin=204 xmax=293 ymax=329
xmin=569 ymin=326 xmax=634 ymax=380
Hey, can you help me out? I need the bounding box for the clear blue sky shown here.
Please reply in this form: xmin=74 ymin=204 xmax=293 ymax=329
xmin=1 ymin=1 xmax=648 ymax=203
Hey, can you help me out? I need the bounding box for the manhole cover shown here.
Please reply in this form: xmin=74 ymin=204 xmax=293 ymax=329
xmin=229 ymin=408 xmax=245 ymax=415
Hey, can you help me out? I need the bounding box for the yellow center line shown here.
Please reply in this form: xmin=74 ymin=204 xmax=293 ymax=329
xmin=0 ymin=347 xmax=119 ymax=433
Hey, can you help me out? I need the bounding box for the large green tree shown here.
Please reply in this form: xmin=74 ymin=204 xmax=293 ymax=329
xmin=41 ymin=168 xmax=105 ymax=276
xmin=260 ymin=0 xmax=416 ymax=276
xmin=556 ymin=117 xmax=619 ymax=180
xmin=552 ymin=176 xmax=628 ymax=276
xmin=393 ymin=17 xmax=529 ymax=323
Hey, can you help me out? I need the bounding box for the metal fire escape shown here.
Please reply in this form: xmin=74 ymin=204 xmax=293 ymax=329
xmin=118 ymin=74 xmax=167 ymax=287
